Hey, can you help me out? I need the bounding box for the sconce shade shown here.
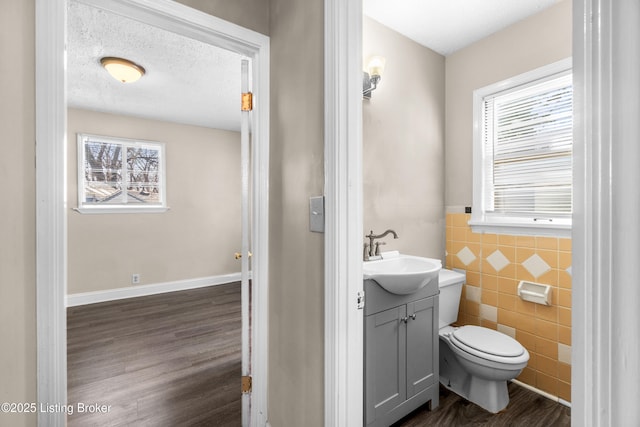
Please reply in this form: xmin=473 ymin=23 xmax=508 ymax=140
xmin=367 ymin=55 xmax=386 ymax=78
xmin=100 ymin=57 xmax=145 ymax=83
xmin=363 ymin=55 xmax=386 ymax=99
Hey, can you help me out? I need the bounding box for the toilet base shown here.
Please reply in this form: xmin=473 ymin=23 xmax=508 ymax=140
xmin=439 ymin=337 xmax=511 ymax=413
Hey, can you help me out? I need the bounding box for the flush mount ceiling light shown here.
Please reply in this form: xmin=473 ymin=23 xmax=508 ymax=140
xmin=100 ymin=57 xmax=145 ymax=83
xmin=363 ymin=55 xmax=386 ymax=99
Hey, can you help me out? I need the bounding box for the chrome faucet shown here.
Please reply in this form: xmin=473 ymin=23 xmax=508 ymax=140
xmin=364 ymin=229 xmax=399 ymax=260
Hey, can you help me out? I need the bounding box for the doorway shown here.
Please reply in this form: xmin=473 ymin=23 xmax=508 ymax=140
xmin=35 ymin=0 xmax=270 ymax=425
xmin=325 ymin=1 xmax=634 ymax=427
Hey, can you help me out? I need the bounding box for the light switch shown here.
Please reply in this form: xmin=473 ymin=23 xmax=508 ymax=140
xmin=309 ymin=196 xmax=325 ymax=233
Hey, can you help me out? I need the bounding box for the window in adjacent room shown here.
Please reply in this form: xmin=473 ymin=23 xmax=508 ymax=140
xmin=470 ymin=58 xmax=573 ymax=237
xmin=77 ymin=133 xmax=167 ymax=213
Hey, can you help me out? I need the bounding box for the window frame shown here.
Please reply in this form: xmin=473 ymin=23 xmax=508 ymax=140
xmin=76 ymin=133 xmax=168 ymax=214
xmin=470 ymin=58 xmax=573 ymax=237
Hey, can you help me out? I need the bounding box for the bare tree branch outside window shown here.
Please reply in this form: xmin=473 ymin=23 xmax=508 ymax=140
xmin=79 ymin=134 xmax=165 ymax=209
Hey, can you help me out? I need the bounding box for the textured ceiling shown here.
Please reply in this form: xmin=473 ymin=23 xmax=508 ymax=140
xmin=364 ymin=0 xmax=561 ymax=56
xmin=68 ymin=1 xmax=561 ymax=131
xmin=67 ymin=1 xmax=243 ymax=131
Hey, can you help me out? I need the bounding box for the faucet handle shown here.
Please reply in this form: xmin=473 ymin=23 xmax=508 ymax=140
xmin=374 ymin=241 xmax=386 ymax=256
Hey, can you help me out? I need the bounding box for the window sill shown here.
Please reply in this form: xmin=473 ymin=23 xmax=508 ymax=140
xmin=73 ymin=206 xmax=170 ymax=214
xmin=468 ymin=220 xmax=571 ymax=238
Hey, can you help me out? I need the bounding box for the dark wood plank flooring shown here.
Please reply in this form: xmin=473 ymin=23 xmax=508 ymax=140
xmin=393 ymin=382 xmax=571 ymax=426
xmin=68 ymin=283 xmax=570 ymax=426
xmin=67 ymin=283 xmax=242 ymax=427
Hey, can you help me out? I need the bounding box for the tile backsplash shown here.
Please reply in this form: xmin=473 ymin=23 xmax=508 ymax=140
xmin=446 ymin=212 xmax=571 ymax=402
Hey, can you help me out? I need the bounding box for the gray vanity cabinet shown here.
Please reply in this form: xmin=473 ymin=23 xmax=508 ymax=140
xmin=406 ymin=297 xmax=437 ymax=398
xmin=365 ymin=305 xmax=408 ymax=420
xmin=364 ymin=278 xmax=439 ymax=427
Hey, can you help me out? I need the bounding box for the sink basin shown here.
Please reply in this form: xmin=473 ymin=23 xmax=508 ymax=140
xmin=363 ymin=252 xmax=442 ymax=295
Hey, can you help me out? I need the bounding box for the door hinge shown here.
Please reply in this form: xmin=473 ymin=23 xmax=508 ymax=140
xmin=241 ymin=92 xmax=253 ymax=111
xmin=234 ymin=251 xmax=253 ymax=260
xmin=241 ymin=375 xmax=252 ymax=393
xmin=357 ymin=291 xmax=365 ymax=310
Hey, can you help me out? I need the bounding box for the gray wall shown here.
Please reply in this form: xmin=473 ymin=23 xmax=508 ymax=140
xmin=268 ymin=0 xmax=325 ymax=424
xmin=363 ymin=17 xmax=446 ymax=260
xmin=0 ymin=1 xmax=36 ymax=426
xmin=445 ymin=0 xmax=572 ymax=207
xmin=67 ymin=109 xmax=241 ymax=294
xmin=176 ymin=0 xmax=269 ymax=35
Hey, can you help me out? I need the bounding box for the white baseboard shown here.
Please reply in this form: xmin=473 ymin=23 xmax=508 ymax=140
xmin=510 ymin=379 xmax=572 ymax=408
xmin=66 ymin=272 xmax=248 ymax=307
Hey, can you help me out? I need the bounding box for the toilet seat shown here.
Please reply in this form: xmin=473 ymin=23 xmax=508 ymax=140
xmin=449 ymin=326 xmax=528 ymax=365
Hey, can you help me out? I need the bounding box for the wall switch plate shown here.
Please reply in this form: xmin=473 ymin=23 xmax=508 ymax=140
xmin=309 ymin=196 xmax=325 ymax=233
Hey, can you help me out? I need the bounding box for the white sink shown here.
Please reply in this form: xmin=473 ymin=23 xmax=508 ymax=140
xmin=363 ymin=252 xmax=442 ymax=295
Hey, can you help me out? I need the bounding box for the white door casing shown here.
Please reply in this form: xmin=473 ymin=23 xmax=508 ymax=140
xmin=35 ymin=1 xmax=270 ymax=426
xmin=572 ymin=0 xmax=640 ymax=425
xmin=240 ymin=58 xmax=252 ymax=426
xmin=324 ymin=0 xmax=364 ymax=426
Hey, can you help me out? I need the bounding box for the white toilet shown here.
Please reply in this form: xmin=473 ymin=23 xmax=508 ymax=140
xmin=438 ymin=269 xmax=529 ymax=413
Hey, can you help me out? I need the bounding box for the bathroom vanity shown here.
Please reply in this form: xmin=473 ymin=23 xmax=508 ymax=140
xmin=363 ymin=275 xmax=439 ymax=426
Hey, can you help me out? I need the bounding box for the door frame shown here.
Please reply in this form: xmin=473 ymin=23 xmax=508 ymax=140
xmin=35 ymin=0 xmax=270 ymax=425
xmin=323 ymin=0 xmax=364 ymax=426
xmin=572 ymin=0 xmax=640 ymax=425
xmin=324 ymin=0 xmax=629 ymax=426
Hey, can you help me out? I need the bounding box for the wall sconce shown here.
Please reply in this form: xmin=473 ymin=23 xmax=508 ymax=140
xmin=363 ymin=56 xmax=386 ymax=99
xmin=100 ymin=57 xmax=146 ymax=83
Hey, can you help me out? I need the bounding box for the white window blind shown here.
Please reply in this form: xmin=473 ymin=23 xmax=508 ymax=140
xmin=483 ymin=72 xmax=573 ymax=217
xmin=470 ymin=59 xmax=573 ymax=236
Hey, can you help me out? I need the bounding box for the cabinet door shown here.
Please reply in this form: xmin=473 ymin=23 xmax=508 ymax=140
xmin=365 ymin=305 xmax=407 ymax=424
xmin=406 ymin=296 xmax=437 ymax=399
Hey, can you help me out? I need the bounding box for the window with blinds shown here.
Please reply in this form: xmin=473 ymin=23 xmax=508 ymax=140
xmin=470 ymin=59 xmax=572 ymax=236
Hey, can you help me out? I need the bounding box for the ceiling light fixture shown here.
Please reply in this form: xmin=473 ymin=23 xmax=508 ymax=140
xmin=100 ymin=57 xmax=146 ymax=83
xmin=363 ymin=55 xmax=386 ymax=99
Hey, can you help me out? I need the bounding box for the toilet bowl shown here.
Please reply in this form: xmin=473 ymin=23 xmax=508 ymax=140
xmin=438 ymin=269 xmax=529 ymax=413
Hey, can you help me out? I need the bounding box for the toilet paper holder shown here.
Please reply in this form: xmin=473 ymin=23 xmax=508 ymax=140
xmin=517 ymin=280 xmax=552 ymax=306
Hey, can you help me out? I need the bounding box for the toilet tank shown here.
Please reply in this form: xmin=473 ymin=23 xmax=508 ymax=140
xmin=438 ymin=269 xmax=466 ymax=329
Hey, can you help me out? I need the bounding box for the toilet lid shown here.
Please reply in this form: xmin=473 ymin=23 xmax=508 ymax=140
xmin=451 ymin=326 xmax=524 ymax=358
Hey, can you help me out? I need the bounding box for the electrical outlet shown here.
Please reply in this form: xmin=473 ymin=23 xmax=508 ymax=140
xmin=132 ymin=274 xmax=141 ymax=284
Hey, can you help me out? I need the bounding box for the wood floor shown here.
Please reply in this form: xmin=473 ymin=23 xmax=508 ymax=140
xmin=68 ymin=282 xmax=570 ymax=426
xmin=67 ymin=283 xmax=242 ymax=427
xmin=393 ymin=382 xmax=571 ymax=426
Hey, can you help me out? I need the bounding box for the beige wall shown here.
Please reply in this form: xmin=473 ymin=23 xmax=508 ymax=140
xmin=363 ymin=17 xmax=446 ymax=260
xmin=445 ymin=0 xmax=572 ymax=207
xmin=0 ymin=0 xmax=36 ymax=426
xmin=67 ymin=109 xmax=241 ymax=294
xmin=176 ymin=0 xmax=269 ymax=35
xmin=268 ymin=0 xmax=325 ymax=425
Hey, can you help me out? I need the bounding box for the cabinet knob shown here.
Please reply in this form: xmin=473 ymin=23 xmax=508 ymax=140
xmin=401 ymin=314 xmax=417 ymax=323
